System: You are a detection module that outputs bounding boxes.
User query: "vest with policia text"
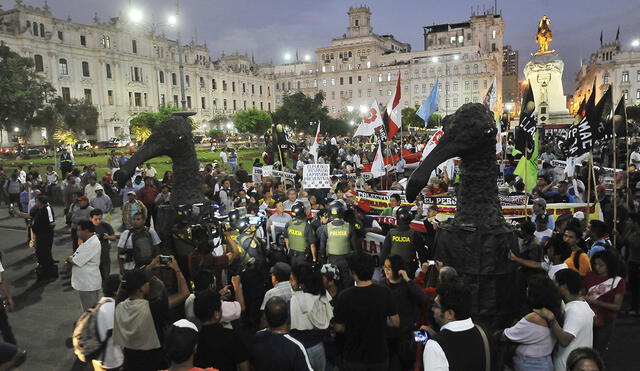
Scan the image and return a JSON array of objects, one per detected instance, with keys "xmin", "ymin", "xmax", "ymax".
[
  {"xmin": 287, "ymin": 220, "xmax": 307, "ymax": 253},
  {"xmin": 389, "ymin": 228, "xmax": 417, "ymax": 263},
  {"xmin": 327, "ymin": 222, "xmax": 350, "ymax": 256}
]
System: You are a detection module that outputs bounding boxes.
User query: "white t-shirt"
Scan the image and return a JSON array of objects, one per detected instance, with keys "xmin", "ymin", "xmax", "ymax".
[
  {"xmin": 534, "ymin": 229, "xmax": 553, "ymax": 244},
  {"xmin": 95, "ymin": 297, "xmax": 124, "ymax": 369},
  {"xmin": 553, "ymin": 300, "xmax": 595, "ymax": 371},
  {"xmin": 630, "ymin": 151, "xmax": 640, "ymax": 165},
  {"xmin": 219, "ymin": 151, "xmax": 228, "ymax": 163},
  {"xmin": 547, "ymin": 262, "xmax": 569, "ymax": 280}
]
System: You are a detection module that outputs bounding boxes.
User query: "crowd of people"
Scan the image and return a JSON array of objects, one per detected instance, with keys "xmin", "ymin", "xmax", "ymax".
[{"xmin": 0, "ymin": 129, "xmax": 637, "ymax": 371}]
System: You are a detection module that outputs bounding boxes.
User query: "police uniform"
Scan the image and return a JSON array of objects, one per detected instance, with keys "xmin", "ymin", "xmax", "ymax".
[
  {"xmin": 284, "ymin": 219, "xmax": 317, "ymax": 267},
  {"xmin": 317, "ymin": 220, "xmax": 358, "ymax": 287},
  {"xmin": 381, "ymin": 224, "xmax": 427, "ymax": 275},
  {"xmin": 237, "ymin": 230, "xmax": 268, "ymax": 332}
]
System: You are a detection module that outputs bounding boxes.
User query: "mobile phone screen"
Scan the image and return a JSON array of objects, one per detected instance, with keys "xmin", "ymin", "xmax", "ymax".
[{"xmin": 413, "ymin": 330, "xmax": 428, "ymax": 343}]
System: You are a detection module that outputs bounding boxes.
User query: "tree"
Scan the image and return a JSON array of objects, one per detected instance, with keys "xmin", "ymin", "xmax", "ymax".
[
  {"xmin": 627, "ymin": 105, "xmax": 640, "ymax": 123},
  {"xmin": 56, "ymin": 98, "xmax": 99, "ymax": 135},
  {"xmin": 401, "ymin": 106, "xmax": 423, "ymax": 129},
  {"xmin": 129, "ymin": 106, "xmax": 186, "ymax": 142},
  {"xmin": 272, "ymin": 92, "xmax": 329, "ymax": 134},
  {"xmin": 0, "ymin": 43, "xmax": 55, "ymax": 140},
  {"xmin": 208, "ymin": 128, "xmax": 224, "ymax": 140},
  {"xmin": 232, "ymin": 109, "xmax": 272, "ymax": 133},
  {"xmin": 322, "ymin": 117, "xmax": 350, "ymax": 136},
  {"xmin": 427, "ymin": 113, "xmax": 442, "ymax": 128},
  {"xmin": 53, "ymin": 123, "xmax": 78, "ymax": 146}
]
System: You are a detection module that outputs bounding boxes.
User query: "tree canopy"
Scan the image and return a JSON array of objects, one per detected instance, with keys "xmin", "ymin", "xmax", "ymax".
[
  {"xmin": 0, "ymin": 43, "xmax": 54, "ymax": 135},
  {"xmin": 401, "ymin": 106, "xmax": 424, "ymax": 129},
  {"xmin": 232, "ymin": 109, "xmax": 272, "ymax": 134},
  {"xmin": 272, "ymin": 92, "xmax": 330, "ymax": 134},
  {"xmin": 129, "ymin": 106, "xmax": 184, "ymax": 142}
]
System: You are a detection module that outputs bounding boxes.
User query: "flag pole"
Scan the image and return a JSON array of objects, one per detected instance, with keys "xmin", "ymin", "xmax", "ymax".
[
  {"xmin": 613, "ymin": 126, "xmax": 618, "ymax": 248},
  {"xmin": 586, "ymin": 152, "xmax": 592, "ymax": 221}
]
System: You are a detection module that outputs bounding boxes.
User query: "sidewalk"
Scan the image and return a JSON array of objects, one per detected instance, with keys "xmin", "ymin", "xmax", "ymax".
[{"xmin": 0, "ymin": 204, "xmax": 123, "ymax": 233}]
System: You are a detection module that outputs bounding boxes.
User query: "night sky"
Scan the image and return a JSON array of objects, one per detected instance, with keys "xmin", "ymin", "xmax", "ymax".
[{"xmin": 3, "ymin": 0, "xmax": 639, "ymax": 92}]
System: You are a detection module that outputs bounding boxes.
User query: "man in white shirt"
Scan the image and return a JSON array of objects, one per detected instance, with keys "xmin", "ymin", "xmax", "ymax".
[
  {"xmin": 423, "ymin": 283, "xmax": 493, "ymax": 371},
  {"xmin": 93, "ymin": 274, "xmax": 124, "ymax": 370},
  {"xmin": 630, "ymin": 147, "xmax": 640, "ymax": 167},
  {"xmin": 143, "ymin": 163, "xmax": 157, "ymax": 178},
  {"xmin": 533, "ymin": 269, "xmax": 594, "ymax": 371},
  {"xmin": 67, "ymin": 220, "xmax": 102, "ymax": 310},
  {"xmin": 219, "ymin": 149, "xmax": 228, "ymax": 170}
]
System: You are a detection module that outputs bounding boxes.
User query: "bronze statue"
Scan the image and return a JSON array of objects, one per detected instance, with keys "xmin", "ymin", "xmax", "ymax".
[{"xmin": 535, "ymin": 15, "xmax": 554, "ymax": 55}]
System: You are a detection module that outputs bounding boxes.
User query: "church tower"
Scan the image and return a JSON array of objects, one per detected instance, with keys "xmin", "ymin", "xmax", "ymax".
[{"xmin": 347, "ymin": 6, "xmax": 372, "ymax": 38}]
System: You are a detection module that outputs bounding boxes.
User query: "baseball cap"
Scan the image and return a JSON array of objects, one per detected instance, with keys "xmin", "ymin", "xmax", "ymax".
[
  {"xmin": 127, "ymin": 191, "xmax": 136, "ymax": 196},
  {"xmin": 172, "ymin": 319, "xmax": 198, "ymax": 333},
  {"xmin": 121, "ymin": 269, "xmax": 149, "ymax": 292},
  {"xmin": 270, "ymin": 262, "xmax": 291, "ymax": 277},
  {"xmin": 573, "ymin": 211, "xmax": 586, "ymax": 220},
  {"xmin": 76, "ymin": 195, "xmax": 89, "ymax": 202},
  {"xmin": 532, "ymin": 198, "xmax": 547, "ymax": 208},
  {"xmin": 94, "ymin": 184, "xmax": 104, "ymax": 191}
]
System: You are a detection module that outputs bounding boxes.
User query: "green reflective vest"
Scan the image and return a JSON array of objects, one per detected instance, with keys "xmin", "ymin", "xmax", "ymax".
[
  {"xmin": 389, "ymin": 228, "xmax": 416, "ymax": 263},
  {"xmin": 287, "ymin": 220, "xmax": 307, "ymax": 252},
  {"xmin": 327, "ymin": 222, "xmax": 350, "ymax": 256}
]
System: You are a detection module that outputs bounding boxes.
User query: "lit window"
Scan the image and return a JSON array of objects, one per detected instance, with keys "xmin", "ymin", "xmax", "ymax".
[{"xmin": 58, "ymin": 58, "xmax": 68, "ymax": 75}]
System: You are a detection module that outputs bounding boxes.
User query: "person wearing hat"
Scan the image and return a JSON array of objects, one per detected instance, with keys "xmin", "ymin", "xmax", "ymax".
[
  {"xmin": 534, "ymin": 214, "xmax": 554, "ymax": 245},
  {"xmin": 122, "ymin": 191, "xmax": 147, "ymax": 230},
  {"xmin": 284, "ymin": 202, "xmax": 318, "ymax": 267},
  {"xmin": 84, "ymin": 176, "xmax": 100, "ymax": 202},
  {"xmin": 381, "ymin": 206, "xmax": 427, "ymax": 276},
  {"xmin": 316, "ymin": 202, "xmax": 359, "ymax": 287},
  {"xmin": 530, "ymin": 198, "xmax": 555, "ymax": 231},
  {"xmin": 90, "ymin": 183, "xmax": 113, "ymax": 221},
  {"xmin": 114, "ymin": 269, "xmax": 165, "ymax": 371},
  {"xmin": 69, "ymin": 194, "xmax": 94, "ymax": 251}
]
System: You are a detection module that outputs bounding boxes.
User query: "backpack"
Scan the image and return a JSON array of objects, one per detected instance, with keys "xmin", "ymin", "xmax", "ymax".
[
  {"xmin": 72, "ymin": 299, "xmax": 111, "ymax": 363},
  {"xmin": 127, "ymin": 227, "xmax": 155, "ymax": 266}
]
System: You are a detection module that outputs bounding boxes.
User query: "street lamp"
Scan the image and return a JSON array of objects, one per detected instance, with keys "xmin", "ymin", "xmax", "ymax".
[
  {"xmin": 359, "ymin": 105, "xmax": 368, "ymax": 114},
  {"xmin": 167, "ymin": 15, "xmax": 177, "ymax": 26},
  {"xmin": 304, "ymin": 54, "xmax": 311, "ymax": 62},
  {"xmin": 346, "ymin": 105, "xmax": 354, "ymax": 112},
  {"xmin": 349, "ymin": 120, "xmax": 355, "ymax": 126},
  {"xmin": 129, "ymin": 8, "xmax": 143, "ymax": 23},
  {"xmin": 632, "ymin": 39, "xmax": 640, "ymax": 48},
  {"xmin": 13, "ymin": 127, "xmax": 19, "ymax": 133},
  {"xmin": 226, "ymin": 122, "xmax": 233, "ymax": 130},
  {"xmin": 284, "ymin": 53, "xmax": 292, "ymax": 62}
]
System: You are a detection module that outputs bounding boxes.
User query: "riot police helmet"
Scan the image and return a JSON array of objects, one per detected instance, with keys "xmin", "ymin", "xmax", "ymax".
[
  {"xmin": 396, "ymin": 206, "xmax": 413, "ymax": 226},
  {"xmin": 328, "ymin": 201, "xmax": 345, "ymax": 220},
  {"xmin": 290, "ymin": 202, "xmax": 306, "ymax": 220},
  {"xmin": 236, "ymin": 217, "xmax": 251, "ymax": 234},
  {"xmin": 228, "ymin": 209, "xmax": 241, "ymax": 229}
]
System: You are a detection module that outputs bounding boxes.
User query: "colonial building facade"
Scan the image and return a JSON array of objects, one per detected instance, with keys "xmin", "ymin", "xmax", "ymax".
[
  {"xmin": 0, "ymin": 2, "xmax": 275, "ymax": 143},
  {"xmin": 574, "ymin": 38, "xmax": 640, "ymax": 113},
  {"xmin": 273, "ymin": 6, "xmax": 505, "ymax": 119}
]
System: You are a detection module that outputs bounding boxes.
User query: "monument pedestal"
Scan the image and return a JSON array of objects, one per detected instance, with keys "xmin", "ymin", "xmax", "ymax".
[{"xmin": 524, "ymin": 53, "xmax": 572, "ymax": 124}]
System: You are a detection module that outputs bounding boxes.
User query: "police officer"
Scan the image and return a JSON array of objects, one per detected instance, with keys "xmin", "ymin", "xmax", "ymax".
[
  {"xmin": 381, "ymin": 206, "xmax": 427, "ymax": 276},
  {"xmin": 317, "ymin": 202, "xmax": 359, "ymax": 287},
  {"xmin": 235, "ymin": 217, "xmax": 268, "ymax": 332},
  {"xmin": 284, "ymin": 202, "xmax": 318, "ymax": 267}
]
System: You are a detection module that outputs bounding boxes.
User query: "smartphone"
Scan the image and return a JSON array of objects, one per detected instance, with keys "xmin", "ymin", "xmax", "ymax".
[
  {"xmin": 413, "ymin": 330, "xmax": 429, "ymax": 343},
  {"xmin": 159, "ymin": 255, "xmax": 172, "ymax": 265},
  {"xmin": 427, "ymin": 260, "xmax": 436, "ymax": 265}
]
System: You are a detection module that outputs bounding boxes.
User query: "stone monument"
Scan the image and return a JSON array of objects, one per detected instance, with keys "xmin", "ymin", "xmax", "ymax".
[{"xmin": 524, "ymin": 16, "xmax": 572, "ymax": 124}]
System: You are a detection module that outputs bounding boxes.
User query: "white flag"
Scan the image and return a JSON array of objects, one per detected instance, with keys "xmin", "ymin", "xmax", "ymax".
[
  {"xmin": 371, "ymin": 143, "xmax": 386, "ymax": 178},
  {"xmin": 353, "ymin": 100, "xmax": 384, "ymax": 137},
  {"xmin": 421, "ymin": 127, "xmax": 455, "ymax": 179},
  {"xmin": 496, "ymin": 117, "xmax": 503, "ymax": 155},
  {"xmin": 309, "ymin": 121, "xmax": 321, "ymax": 162}
]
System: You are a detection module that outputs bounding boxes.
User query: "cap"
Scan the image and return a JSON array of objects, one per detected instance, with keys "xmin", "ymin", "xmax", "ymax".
[
  {"xmin": 127, "ymin": 191, "xmax": 136, "ymax": 196},
  {"xmin": 435, "ymin": 213, "xmax": 449, "ymax": 223},
  {"xmin": 77, "ymin": 195, "xmax": 89, "ymax": 202},
  {"xmin": 270, "ymin": 262, "xmax": 291, "ymax": 277},
  {"xmin": 532, "ymin": 198, "xmax": 547, "ymax": 208},
  {"xmin": 121, "ymin": 269, "xmax": 149, "ymax": 292},
  {"xmin": 573, "ymin": 211, "xmax": 586, "ymax": 220},
  {"xmin": 172, "ymin": 319, "xmax": 198, "ymax": 333},
  {"xmin": 94, "ymin": 184, "xmax": 104, "ymax": 191}
]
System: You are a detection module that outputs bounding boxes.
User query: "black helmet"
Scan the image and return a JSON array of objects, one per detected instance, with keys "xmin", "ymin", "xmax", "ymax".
[
  {"xmin": 316, "ymin": 209, "xmax": 328, "ymax": 220},
  {"xmin": 328, "ymin": 201, "xmax": 345, "ymax": 220},
  {"xmin": 236, "ymin": 217, "xmax": 251, "ymax": 234},
  {"xmin": 291, "ymin": 202, "xmax": 306, "ymax": 220},
  {"xmin": 228, "ymin": 209, "xmax": 241, "ymax": 229},
  {"xmin": 396, "ymin": 206, "xmax": 412, "ymax": 226}
]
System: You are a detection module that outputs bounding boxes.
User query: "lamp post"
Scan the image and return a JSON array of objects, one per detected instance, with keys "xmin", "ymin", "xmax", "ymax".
[{"xmin": 632, "ymin": 39, "xmax": 640, "ymax": 50}]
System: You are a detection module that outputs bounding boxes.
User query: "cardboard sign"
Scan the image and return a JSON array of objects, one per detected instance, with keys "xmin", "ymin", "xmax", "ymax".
[
  {"xmin": 252, "ymin": 167, "xmax": 262, "ymax": 183},
  {"xmin": 303, "ymin": 164, "xmax": 331, "ymax": 189}
]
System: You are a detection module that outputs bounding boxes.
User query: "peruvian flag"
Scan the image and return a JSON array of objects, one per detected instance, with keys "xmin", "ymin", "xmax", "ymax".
[
  {"xmin": 309, "ymin": 121, "xmax": 321, "ymax": 162},
  {"xmin": 385, "ymin": 74, "xmax": 402, "ymax": 139}
]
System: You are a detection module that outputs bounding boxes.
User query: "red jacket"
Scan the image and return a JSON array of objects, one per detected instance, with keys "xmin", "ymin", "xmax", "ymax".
[{"xmin": 137, "ymin": 186, "xmax": 159, "ymax": 206}]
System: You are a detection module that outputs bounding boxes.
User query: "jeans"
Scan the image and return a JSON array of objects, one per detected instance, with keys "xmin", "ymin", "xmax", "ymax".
[
  {"xmin": 513, "ymin": 354, "xmax": 553, "ymax": 371},
  {"xmin": 306, "ymin": 342, "xmax": 326, "ymax": 371},
  {"xmin": 594, "ymin": 318, "xmax": 616, "ymax": 355},
  {"xmin": 629, "ymin": 261, "xmax": 640, "ymax": 310},
  {"xmin": 229, "ymin": 162, "xmax": 237, "ymax": 173}
]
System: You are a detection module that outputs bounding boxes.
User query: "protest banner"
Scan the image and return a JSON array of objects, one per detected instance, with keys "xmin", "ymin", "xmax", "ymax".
[
  {"xmin": 261, "ymin": 165, "xmax": 273, "ymax": 177},
  {"xmin": 303, "ymin": 164, "xmax": 331, "ymax": 188},
  {"xmin": 252, "ymin": 167, "xmax": 262, "ymax": 183}
]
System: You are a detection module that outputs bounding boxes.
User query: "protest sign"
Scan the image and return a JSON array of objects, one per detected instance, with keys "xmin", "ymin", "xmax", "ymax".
[{"xmin": 303, "ymin": 164, "xmax": 331, "ymax": 188}]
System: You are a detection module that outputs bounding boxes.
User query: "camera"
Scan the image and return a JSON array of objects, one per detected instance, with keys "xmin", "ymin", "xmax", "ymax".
[{"xmin": 159, "ymin": 255, "xmax": 172, "ymax": 265}]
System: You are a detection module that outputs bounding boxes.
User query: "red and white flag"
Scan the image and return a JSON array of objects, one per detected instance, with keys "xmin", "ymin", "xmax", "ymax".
[
  {"xmin": 385, "ymin": 74, "xmax": 402, "ymax": 139},
  {"xmin": 371, "ymin": 143, "xmax": 386, "ymax": 178},
  {"xmin": 309, "ymin": 121, "xmax": 321, "ymax": 162},
  {"xmin": 421, "ymin": 128, "xmax": 455, "ymax": 179},
  {"xmin": 353, "ymin": 100, "xmax": 384, "ymax": 137}
]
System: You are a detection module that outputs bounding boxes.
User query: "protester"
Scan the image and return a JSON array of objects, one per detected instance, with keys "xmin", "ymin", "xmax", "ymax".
[
  {"xmin": 67, "ymin": 220, "xmax": 102, "ymax": 311},
  {"xmin": 90, "ymin": 209, "xmax": 117, "ymax": 280},
  {"xmin": 566, "ymin": 347, "xmax": 605, "ymax": 371},
  {"xmin": 121, "ymin": 192, "xmax": 147, "ymax": 230},
  {"xmin": 90, "ymin": 184, "xmax": 113, "ymax": 221},
  {"xmin": 92, "ymin": 274, "xmax": 124, "ymax": 371},
  {"xmin": 117, "ymin": 212, "xmax": 161, "ymax": 272},
  {"xmin": 564, "ymin": 225, "xmax": 592, "ymax": 276}
]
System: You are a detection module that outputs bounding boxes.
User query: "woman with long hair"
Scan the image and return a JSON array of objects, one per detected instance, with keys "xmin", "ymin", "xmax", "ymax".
[
  {"xmin": 289, "ymin": 263, "xmax": 333, "ymax": 371},
  {"xmin": 584, "ymin": 250, "xmax": 626, "ymax": 355},
  {"xmin": 503, "ymin": 274, "xmax": 563, "ymax": 371}
]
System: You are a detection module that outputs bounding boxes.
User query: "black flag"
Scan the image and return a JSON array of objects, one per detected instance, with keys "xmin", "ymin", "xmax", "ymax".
[
  {"xmin": 613, "ymin": 96, "xmax": 627, "ymax": 138},
  {"xmin": 600, "ymin": 30, "xmax": 603, "ymax": 46},
  {"xmin": 514, "ymin": 83, "xmax": 536, "ymax": 159},
  {"xmin": 591, "ymin": 86, "xmax": 613, "ymax": 141},
  {"xmin": 616, "ymin": 26, "xmax": 620, "ymax": 42},
  {"xmin": 559, "ymin": 81, "xmax": 597, "ymax": 157}
]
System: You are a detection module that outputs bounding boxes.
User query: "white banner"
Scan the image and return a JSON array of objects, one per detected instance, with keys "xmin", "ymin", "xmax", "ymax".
[
  {"xmin": 261, "ymin": 165, "xmax": 273, "ymax": 177},
  {"xmin": 303, "ymin": 164, "xmax": 331, "ymax": 189},
  {"xmin": 252, "ymin": 167, "xmax": 262, "ymax": 183}
]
